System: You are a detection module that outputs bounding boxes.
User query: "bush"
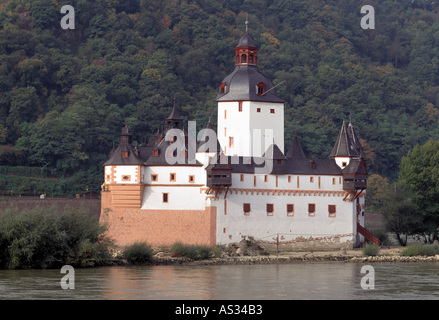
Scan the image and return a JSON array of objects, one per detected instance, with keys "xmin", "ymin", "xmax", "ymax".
[
  {"xmin": 363, "ymin": 244, "xmax": 380, "ymax": 256},
  {"xmin": 402, "ymin": 243, "xmax": 439, "ymax": 256},
  {"xmin": 122, "ymin": 241, "xmax": 153, "ymax": 264},
  {"xmin": 170, "ymin": 242, "xmax": 215, "ymax": 260},
  {"xmin": 0, "ymin": 205, "xmax": 113, "ymax": 269}
]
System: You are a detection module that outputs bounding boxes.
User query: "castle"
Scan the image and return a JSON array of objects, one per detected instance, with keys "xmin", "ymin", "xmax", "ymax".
[{"xmin": 100, "ymin": 28, "xmax": 377, "ymax": 250}]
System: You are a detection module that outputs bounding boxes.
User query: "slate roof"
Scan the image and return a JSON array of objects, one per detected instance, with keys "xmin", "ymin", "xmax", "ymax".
[
  {"xmin": 104, "ymin": 125, "xmax": 144, "ymax": 166},
  {"xmin": 342, "ymin": 158, "xmax": 367, "ymax": 175},
  {"xmin": 204, "ymin": 143, "xmax": 343, "ymax": 175},
  {"xmin": 166, "ymin": 102, "xmax": 183, "ymax": 120},
  {"xmin": 286, "ymin": 133, "xmax": 306, "ymax": 159},
  {"xmin": 236, "ymin": 31, "xmax": 258, "ymax": 48},
  {"xmin": 329, "ymin": 121, "xmax": 360, "ymax": 158},
  {"xmin": 347, "ymin": 121, "xmax": 365, "ymax": 158},
  {"xmin": 216, "ymin": 31, "xmax": 284, "ymax": 103},
  {"xmin": 143, "ymin": 136, "xmax": 202, "ymax": 166},
  {"xmin": 262, "ymin": 143, "xmax": 287, "ymax": 160},
  {"xmin": 209, "ymin": 155, "xmax": 343, "ymax": 175},
  {"xmin": 216, "ymin": 66, "xmax": 284, "ymax": 102}
]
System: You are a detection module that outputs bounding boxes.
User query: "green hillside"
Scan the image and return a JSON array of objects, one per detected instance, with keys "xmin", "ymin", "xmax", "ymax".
[{"xmin": 1, "ymin": 0, "xmax": 439, "ymax": 195}]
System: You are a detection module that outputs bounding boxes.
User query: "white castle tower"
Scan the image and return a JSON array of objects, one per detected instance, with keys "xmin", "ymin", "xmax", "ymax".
[{"xmin": 216, "ymin": 25, "xmax": 284, "ymax": 157}]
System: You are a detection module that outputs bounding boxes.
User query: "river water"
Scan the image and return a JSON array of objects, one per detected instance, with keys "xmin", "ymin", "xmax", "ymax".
[{"xmin": 1, "ymin": 262, "xmax": 439, "ymax": 300}]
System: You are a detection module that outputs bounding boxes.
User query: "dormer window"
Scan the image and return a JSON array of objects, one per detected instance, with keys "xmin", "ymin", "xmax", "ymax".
[
  {"xmin": 122, "ymin": 151, "xmax": 128, "ymax": 158},
  {"xmin": 152, "ymin": 149, "xmax": 159, "ymax": 157},
  {"xmin": 220, "ymin": 82, "xmax": 226, "ymax": 94},
  {"xmin": 256, "ymin": 82, "xmax": 266, "ymax": 95}
]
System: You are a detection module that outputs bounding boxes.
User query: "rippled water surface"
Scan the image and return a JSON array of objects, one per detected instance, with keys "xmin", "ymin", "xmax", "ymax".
[{"xmin": 1, "ymin": 262, "xmax": 439, "ymax": 300}]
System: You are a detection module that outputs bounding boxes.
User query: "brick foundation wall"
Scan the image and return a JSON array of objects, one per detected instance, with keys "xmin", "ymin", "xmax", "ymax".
[{"xmin": 100, "ymin": 191, "xmax": 217, "ymax": 247}]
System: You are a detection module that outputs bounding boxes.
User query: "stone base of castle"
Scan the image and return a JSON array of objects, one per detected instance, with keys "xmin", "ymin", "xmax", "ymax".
[{"xmin": 100, "ymin": 191, "xmax": 216, "ymax": 247}]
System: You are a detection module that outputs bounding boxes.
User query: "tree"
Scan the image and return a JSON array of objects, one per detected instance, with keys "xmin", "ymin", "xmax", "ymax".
[
  {"xmin": 399, "ymin": 140, "xmax": 439, "ymax": 242},
  {"xmin": 6, "ymin": 86, "xmax": 41, "ymax": 140},
  {"xmin": 380, "ymin": 181, "xmax": 423, "ymax": 246},
  {"xmin": 366, "ymin": 174, "xmax": 389, "ymax": 210}
]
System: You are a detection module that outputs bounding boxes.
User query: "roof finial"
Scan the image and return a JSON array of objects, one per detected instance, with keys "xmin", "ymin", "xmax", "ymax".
[{"xmin": 245, "ymin": 13, "xmax": 249, "ymax": 31}]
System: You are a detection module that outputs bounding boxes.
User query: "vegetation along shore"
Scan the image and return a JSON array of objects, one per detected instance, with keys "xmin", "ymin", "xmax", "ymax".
[{"xmin": 1, "ymin": 203, "xmax": 439, "ymax": 269}]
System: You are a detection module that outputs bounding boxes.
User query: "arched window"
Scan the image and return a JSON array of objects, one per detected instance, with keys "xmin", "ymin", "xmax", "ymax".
[
  {"xmin": 220, "ymin": 82, "xmax": 226, "ymax": 94},
  {"xmin": 241, "ymin": 54, "xmax": 247, "ymax": 63},
  {"xmin": 249, "ymin": 54, "xmax": 254, "ymax": 64},
  {"xmin": 256, "ymin": 82, "xmax": 266, "ymax": 95}
]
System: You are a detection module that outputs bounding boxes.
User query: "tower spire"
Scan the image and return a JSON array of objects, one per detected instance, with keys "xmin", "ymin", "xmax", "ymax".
[{"xmin": 166, "ymin": 97, "xmax": 183, "ymax": 131}]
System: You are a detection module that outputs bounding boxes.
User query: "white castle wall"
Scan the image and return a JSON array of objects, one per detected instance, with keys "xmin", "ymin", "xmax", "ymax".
[
  {"xmin": 141, "ymin": 166, "xmax": 207, "ymax": 210},
  {"xmin": 111, "ymin": 165, "xmax": 140, "ymax": 184},
  {"xmin": 217, "ymin": 101, "xmax": 284, "ymax": 157},
  {"xmin": 209, "ymin": 172, "xmax": 358, "ymax": 248}
]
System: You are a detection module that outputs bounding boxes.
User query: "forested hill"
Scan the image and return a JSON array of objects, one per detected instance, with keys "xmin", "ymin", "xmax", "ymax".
[{"xmin": 1, "ymin": 0, "xmax": 439, "ymax": 195}]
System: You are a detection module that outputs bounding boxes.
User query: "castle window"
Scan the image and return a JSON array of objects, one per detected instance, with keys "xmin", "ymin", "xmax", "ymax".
[
  {"xmin": 238, "ymin": 101, "xmax": 243, "ymax": 112},
  {"xmin": 277, "ymin": 160, "xmax": 282, "ymax": 166},
  {"xmin": 229, "ymin": 136, "xmax": 234, "ymax": 148},
  {"xmin": 310, "ymin": 177, "xmax": 314, "ymax": 183},
  {"xmin": 162, "ymin": 193, "xmax": 169, "ymax": 203},
  {"xmin": 188, "ymin": 175, "xmax": 195, "ymax": 183},
  {"xmin": 266, "ymin": 203, "xmax": 274, "ymax": 216},
  {"xmin": 152, "ymin": 149, "xmax": 159, "ymax": 157},
  {"xmin": 287, "ymin": 204, "xmax": 294, "ymax": 217},
  {"xmin": 122, "ymin": 151, "xmax": 128, "ymax": 158},
  {"xmin": 220, "ymin": 82, "xmax": 226, "ymax": 94},
  {"xmin": 243, "ymin": 203, "xmax": 251, "ymax": 215},
  {"xmin": 308, "ymin": 203, "xmax": 315, "ymax": 217},
  {"xmin": 257, "ymin": 82, "xmax": 266, "ymax": 95},
  {"xmin": 270, "ymin": 109, "xmax": 275, "ymax": 114},
  {"xmin": 288, "ymin": 176, "xmax": 291, "ymax": 183},
  {"xmin": 170, "ymin": 173, "xmax": 176, "ymax": 182},
  {"xmin": 264, "ymin": 175, "xmax": 268, "ymax": 182},
  {"xmin": 342, "ymin": 162, "xmax": 347, "ymax": 167},
  {"xmin": 257, "ymin": 108, "xmax": 261, "ymax": 113},
  {"xmin": 328, "ymin": 205, "xmax": 336, "ymax": 218},
  {"xmin": 224, "ymin": 109, "xmax": 227, "ymax": 119},
  {"xmin": 332, "ymin": 178, "xmax": 336, "ymax": 185},
  {"xmin": 240, "ymin": 174, "xmax": 244, "ymax": 182},
  {"xmin": 224, "ymin": 127, "xmax": 227, "ymax": 137},
  {"xmin": 249, "ymin": 54, "xmax": 254, "ymax": 64},
  {"xmin": 122, "ymin": 175, "xmax": 131, "ymax": 181},
  {"xmin": 241, "ymin": 54, "xmax": 247, "ymax": 63},
  {"xmin": 151, "ymin": 174, "xmax": 158, "ymax": 182}
]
